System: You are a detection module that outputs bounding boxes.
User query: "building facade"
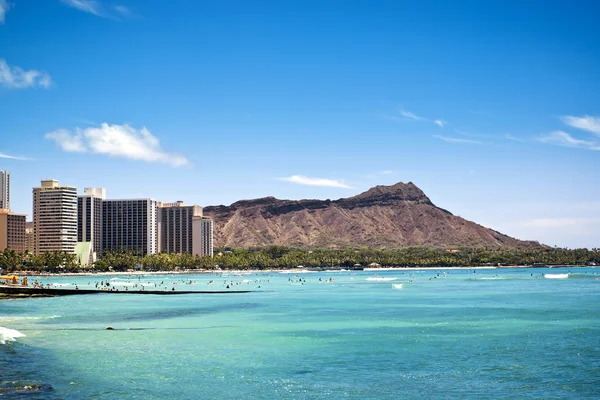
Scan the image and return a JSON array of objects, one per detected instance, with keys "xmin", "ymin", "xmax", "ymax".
[
  {"xmin": 25, "ymin": 221, "xmax": 34, "ymax": 254},
  {"xmin": 78, "ymin": 188, "xmax": 105, "ymax": 254},
  {"xmin": 158, "ymin": 201, "xmax": 201, "ymax": 254},
  {"xmin": 32, "ymin": 180, "xmax": 78, "ymax": 255},
  {"xmin": 0, "ymin": 170, "xmax": 9, "ymax": 210},
  {"xmin": 102, "ymin": 199, "xmax": 158, "ymax": 255},
  {"xmin": 0, "ymin": 209, "xmax": 26, "ymax": 253},
  {"xmin": 197, "ymin": 217, "xmax": 214, "ymax": 257},
  {"xmin": 158, "ymin": 201, "xmax": 213, "ymax": 257}
]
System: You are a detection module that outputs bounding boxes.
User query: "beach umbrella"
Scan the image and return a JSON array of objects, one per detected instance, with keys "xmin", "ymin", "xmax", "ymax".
[{"xmin": 0, "ymin": 275, "xmax": 20, "ymax": 284}]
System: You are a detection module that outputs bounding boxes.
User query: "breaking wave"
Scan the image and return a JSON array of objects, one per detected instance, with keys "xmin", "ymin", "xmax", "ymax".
[
  {"xmin": 0, "ymin": 315, "xmax": 61, "ymax": 322},
  {"xmin": 366, "ymin": 277, "xmax": 397, "ymax": 281},
  {"xmin": 0, "ymin": 326, "xmax": 26, "ymax": 345},
  {"xmin": 544, "ymin": 273, "xmax": 569, "ymax": 279}
]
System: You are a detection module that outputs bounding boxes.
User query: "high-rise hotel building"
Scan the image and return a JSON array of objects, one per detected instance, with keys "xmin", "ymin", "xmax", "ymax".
[
  {"xmin": 102, "ymin": 199, "xmax": 158, "ymax": 255},
  {"xmin": 158, "ymin": 201, "xmax": 213, "ymax": 257},
  {"xmin": 197, "ymin": 217, "xmax": 214, "ymax": 257},
  {"xmin": 78, "ymin": 188, "xmax": 105, "ymax": 254},
  {"xmin": 0, "ymin": 209, "xmax": 26, "ymax": 253},
  {"xmin": 0, "ymin": 170, "xmax": 9, "ymax": 210},
  {"xmin": 0, "ymin": 170, "xmax": 26, "ymax": 254},
  {"xmin": 32, "ymin": 180, "xmax": 78, "ymax": 254}
]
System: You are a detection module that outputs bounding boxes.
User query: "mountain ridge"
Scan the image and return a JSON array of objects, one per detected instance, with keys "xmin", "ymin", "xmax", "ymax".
[{"xmin": 203, "ymin": 182, "xmax": 541, "ymax": 249}]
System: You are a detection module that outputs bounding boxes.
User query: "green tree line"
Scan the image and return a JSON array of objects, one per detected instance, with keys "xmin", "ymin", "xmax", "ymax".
[
  {"xmin": 1, "ymin": 246, "xmax": 599, "ymax": 273},
  {"xmin": 0, "ymin": 250, "xmax": 79, "ymax": 273}
]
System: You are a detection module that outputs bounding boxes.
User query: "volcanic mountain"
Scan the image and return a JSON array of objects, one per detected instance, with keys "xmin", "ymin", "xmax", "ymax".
[{"xmin": 203, "ymin": 182, "xmax": 539, "ymax": 249}]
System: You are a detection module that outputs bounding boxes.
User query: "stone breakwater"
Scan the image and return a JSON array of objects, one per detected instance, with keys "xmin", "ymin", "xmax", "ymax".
[{"xmin": 0, "ymin": 285, "xmax": 252, "ymax": 298}]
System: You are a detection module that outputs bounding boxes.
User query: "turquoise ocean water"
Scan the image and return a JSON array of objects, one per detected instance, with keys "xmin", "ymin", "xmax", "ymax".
[{"xmin": 1, "ymin": 267, "xmax": 599, "ymax": 399}]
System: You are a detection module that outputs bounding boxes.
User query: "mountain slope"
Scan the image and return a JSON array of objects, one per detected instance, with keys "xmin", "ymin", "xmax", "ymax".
[{"xmin": 203, "ymin": 182, "xmax": 540, "ymax": 248}]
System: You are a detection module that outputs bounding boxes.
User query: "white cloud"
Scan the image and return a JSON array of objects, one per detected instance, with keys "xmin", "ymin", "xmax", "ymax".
[
  {"xmin": 44, "ymin": 129, "xmax": 86, "ymax": 152},
  {"xmin": 279, "ymin": 175, "xmax": 353, "ymax": 188},
  {"xmin": 0, "ymin": 152, "xmax": 30, "ymax": 161},
  {"xmin": 61, "ymin": 0, "xmax": 102, "ymax": 16},
  {"xmin": 380, "ymin": 170, "xmax": 393, "ymax": 175},
  {"xmin": 538, "ymin": 131, "xmax": 600, "ymax": 151},
  {"xmin": 114, "ymin": 5, "xmax": 130, "ymax": 15},
  {"xmin": 45, "ymin": 123, "xmax": 190, "ymax": 167},
  {"xmin": 61, "ymin": 0, "xmax": 134, "ymax": 19},
  {"xmin": 0, "ymin": 59, "xmax": 52, "ymax": 89},
  {"xmin": 433, "ymin": 135, "xmax": 482, "ymax": 144},
  {"xmin": 0, "ymin": 0, "xmax": 9, "ymax": 24},
  {"xmin": 399, "ymin": 109, "xmax": 423, "ymax": 121},
  {"xmin": 504, "ymin": 133, "xmax": 526, "ymax": 142},
  {"xmin": 396, "ymin": 108, "xmax": 447, "ymax": 127},
  {"xmin": 561, "ymin": 115, "xmax": 600, "ymax": 136}
]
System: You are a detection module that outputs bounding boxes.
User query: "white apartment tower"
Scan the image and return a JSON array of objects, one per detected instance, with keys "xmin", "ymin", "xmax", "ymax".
[
  {"xmin": 0, "ymin": 170, "xmax": 9, "ymax": 210},
  {"xmin": 102, "ymin": 199, "xmax": 158, "ymax": 255},
  {"xmin": 78, "ymin": 188, "xmax": 106, "ymax": 254},
  {"xmin": 32, "ymin": 179, "xmax": 78, "ymax": 255}
]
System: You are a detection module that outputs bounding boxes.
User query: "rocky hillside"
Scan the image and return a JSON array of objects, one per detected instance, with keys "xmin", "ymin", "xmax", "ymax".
[{"xmin": 203, "ymin": 182, "xmax": 540, "ymax": 249}]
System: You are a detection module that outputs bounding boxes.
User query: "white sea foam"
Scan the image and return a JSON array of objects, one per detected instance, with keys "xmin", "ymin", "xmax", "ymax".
[
  {"xmin": 109, "ymin": 281, "xmax": 135, "ymax": 286},
  {"xmin": 392, "ymin": 284, "xmax": 404, "ymax": 289},
  {"xmin": 0, "ymin": 315, "xmax": 61, "ymax": 322},
  {"xmin": 366, "ymin": 277, "xmax": 397, "ymax": 281},
  {"xmin": 0, "ymin": 326, "xmax": 26, "ymax": 345},
  {"xmin": 545, "ymin": 273, "xmax": 569, "ymax": 279},
  {"xmin": 279, "ymin": 270, "xmax": 315, "ymax": 274}
]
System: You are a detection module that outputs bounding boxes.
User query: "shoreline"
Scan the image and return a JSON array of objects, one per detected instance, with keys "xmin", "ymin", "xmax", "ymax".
[{"xmin": 0, "ymin": 264, "xmax": 592, "ymax": 278}]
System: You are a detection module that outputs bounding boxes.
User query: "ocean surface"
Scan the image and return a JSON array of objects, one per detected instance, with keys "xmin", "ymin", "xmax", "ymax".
[{"xmin": 1, "ymin": 267, "xmax": 599, "ymax": 399}]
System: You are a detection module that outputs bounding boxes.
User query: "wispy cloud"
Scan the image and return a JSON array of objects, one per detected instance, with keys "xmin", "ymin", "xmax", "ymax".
[
  {"xmin": 61, "ymin": 0, "xmax": 102, "ymax": 16},
  {"xmin": 61, "ymin": 0, "xmax": 133, "ymax": 19},
  {"xmin": 279, "ymin": 175, "xmax": 353, "ymax": 188},
  {"xmin": 399, "ymin": 109, "xmax": 424, "ymax": 121},
  {"xmin": 0, "ymin": 0, "xmax": 10, "ymax": 24},
  {"xmin": 114, "ymin": 5, "xmax": 131, "ymax": 16},
  {"xmin": 433, "ymin": 135, "xmax": 482, "ymax": 144},
  {"xmin": 380, "ymin": 170, "xmax": 393, "ymax": 175},
  {"xmin": 538, "ymin": 131, "xmax": 600, "ymax": 151},
  {"xmin": 504, "ymin": 133, "xmax": 526, "ymax": 142},
  {"xmin": 45, "ymin": 123, "xmax": 190, "ymax": 167},
  {"xmin": 0, "ymin": 152, "xmax": 31, "ymax": 161},
  {"xmin": 394, "ymin": 108, "xmax": 446, "ymax": 128},
  {"xmin": 560, "ymin": 115, "xmax": 600, "ymax": 137},
  {"xmin": 0, "ymin": 59, "xmax": 52, "ymax": 89}
]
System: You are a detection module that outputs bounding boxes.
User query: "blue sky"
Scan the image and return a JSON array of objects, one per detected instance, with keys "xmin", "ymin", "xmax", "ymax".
[{"xmin": 1, "ymin": 0, "xmax": 599, "ymax": 248}]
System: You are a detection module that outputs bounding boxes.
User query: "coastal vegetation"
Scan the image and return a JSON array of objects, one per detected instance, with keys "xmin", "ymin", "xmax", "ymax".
[{"xmin": 0, "ymin": 246, "xmax": 598, "ymax": 273}]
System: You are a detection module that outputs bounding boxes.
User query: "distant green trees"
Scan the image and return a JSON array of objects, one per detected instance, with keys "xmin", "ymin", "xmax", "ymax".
[
  {"xmin": 0, "ymin": 246, "xmax": 599, "ymax": 273},
  {"xmin": 0, "ymin": 249, "xmax": 78, "ymax": 273}
]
